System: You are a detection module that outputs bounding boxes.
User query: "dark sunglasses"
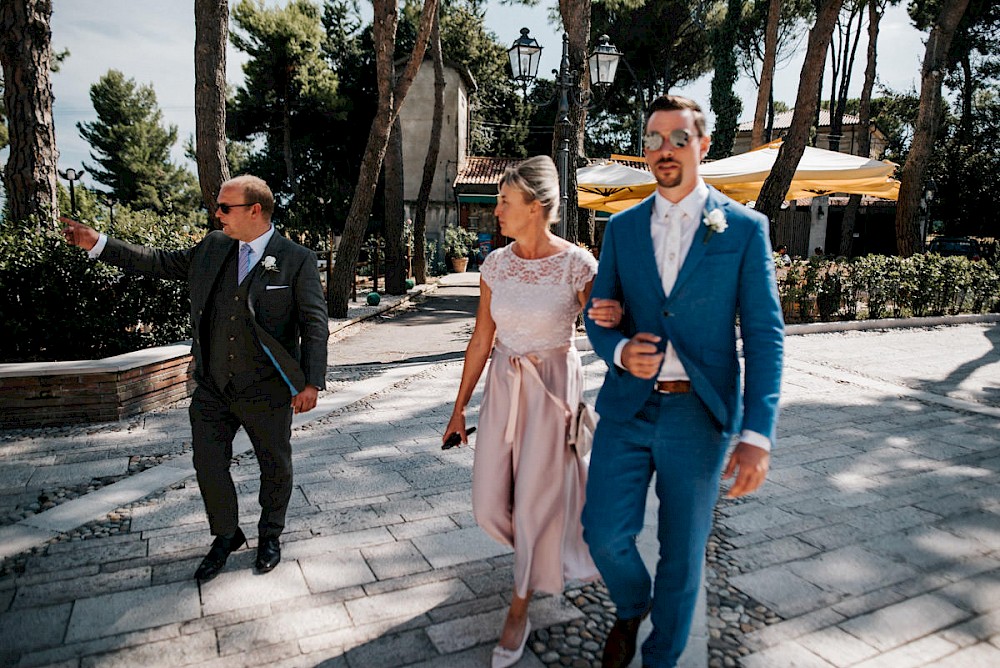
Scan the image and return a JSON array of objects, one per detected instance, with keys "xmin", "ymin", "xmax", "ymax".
[
  {"xmin": 643, "ymin": 128, "xmax": 693, "ymax": 152},
  {"xmin": 216, "ymin": 202, "xmax": 257, "ymax": 214}
]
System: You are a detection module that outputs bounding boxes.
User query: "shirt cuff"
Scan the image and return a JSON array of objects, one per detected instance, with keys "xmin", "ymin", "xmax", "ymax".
[
  {"xmin": 613, "ymin": 338, "xmax": 628, "ymax": 370},
  {"xmin": 739, "ymin": 429, "xmax": 772, "ymax": 452},
  {"xmin": 88, "ymin": 233, "xmax": 108, "ymax": 259}
]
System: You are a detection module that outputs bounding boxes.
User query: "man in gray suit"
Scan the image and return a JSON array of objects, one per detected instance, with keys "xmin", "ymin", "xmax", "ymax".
[{"xmin": 63, "ymin": 175, "xmax": 329, "ymax": 581}]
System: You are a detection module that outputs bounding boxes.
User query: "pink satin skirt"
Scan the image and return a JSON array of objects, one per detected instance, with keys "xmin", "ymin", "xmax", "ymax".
[{"xmin": 472, "ymin": 341, "xmax": 599, "ymax": 597}]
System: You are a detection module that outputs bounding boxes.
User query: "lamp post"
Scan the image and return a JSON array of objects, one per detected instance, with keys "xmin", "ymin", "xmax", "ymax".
[
  {"xmin": 100, "ymin": 193, "xmax": 118, "ymax": 225},
  {"xmin": 920, "ymin": 178, "xmax": 937, "ymax": 251},
  {"xmin": 508, "ymin": 29, "xmax": 622, "ymax": 238},
  {"xmin": 58, "ymin": 167, "xmax": 86, "ymax": 215}
]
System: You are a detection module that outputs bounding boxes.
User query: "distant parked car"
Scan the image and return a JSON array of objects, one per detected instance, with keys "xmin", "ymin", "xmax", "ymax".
[{"xmin": 927, "ymin": 236, "xmax": 981, "ymax": 260}]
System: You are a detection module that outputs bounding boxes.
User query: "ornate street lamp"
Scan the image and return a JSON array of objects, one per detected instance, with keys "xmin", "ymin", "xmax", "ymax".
[
  {"xmin": 588, "ymin": 34, "xmax": 646, "ymax": 155},
  {"xmin": 587, "ymin": 35, "xmax": 621, "ymax": 89},
  {"xmin": 58, "ymin": 167, "xmax": 86, "ymax": 215},
  {"xmin": 508, "ymin": 29, "xmax": 623, "ymax": 238},
  {"xmin": 507, "ymin": 28, "xmax": 542, "ymax": 89}
]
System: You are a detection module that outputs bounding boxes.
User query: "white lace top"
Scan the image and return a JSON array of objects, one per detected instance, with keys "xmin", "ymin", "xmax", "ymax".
[{"xmin": 480, "ymin": 243, "xmax": 598, "ymax": 354}]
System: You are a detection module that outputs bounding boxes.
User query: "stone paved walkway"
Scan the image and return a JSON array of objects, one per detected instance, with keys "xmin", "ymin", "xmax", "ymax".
[{"xmin": 0, "ymin": 278, "xmax": 997, "ymax": 667}]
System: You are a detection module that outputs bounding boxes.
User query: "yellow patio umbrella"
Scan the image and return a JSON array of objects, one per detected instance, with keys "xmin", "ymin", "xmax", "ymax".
[
  {"xmin": 576, "ymin": 162, "xmax": 655, "ymax": 212},
  {"xmin": 577, "ymin": 142, "xmax": 899, "ymax": 213},
  {"xmin": 701, "ymin": 140, "xmax": 900, "ymax": 203}
]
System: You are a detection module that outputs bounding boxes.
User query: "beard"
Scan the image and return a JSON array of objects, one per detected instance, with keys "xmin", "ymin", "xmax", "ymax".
[{"xmin": 654, "ymin": 159, "xmax": 683, "ymax": 188}]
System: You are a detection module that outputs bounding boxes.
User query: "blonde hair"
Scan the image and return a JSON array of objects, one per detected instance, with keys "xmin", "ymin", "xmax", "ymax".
[
  {"xmin": 498, "ymin": 155, "xmax": 560, "ymax": 226},
  {"xmin": 223, "ymin": 175, "xmax": 275, "ymax": 219}
]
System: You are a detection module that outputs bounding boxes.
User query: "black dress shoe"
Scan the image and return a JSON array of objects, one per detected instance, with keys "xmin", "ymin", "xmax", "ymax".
[
  {"xmin": 255, "ymin": 536, "xmax": 281, "ymax": 573},
  {"xmin": 194, "ymin": 527, "xmax": 247, "ymax": 582},
  {"xmin": 602, "ymin": 608, "xmax": 650, "ymax": 668}
]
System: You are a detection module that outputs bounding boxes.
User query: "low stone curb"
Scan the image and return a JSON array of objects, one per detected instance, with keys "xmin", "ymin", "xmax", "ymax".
[
  {"xmin": 784, "ymin": 312, "xmax": 1000, "ymax": 335},
  {"xmin": 329, "ymin": 281, "xmax": 440, "ymax": 335}
]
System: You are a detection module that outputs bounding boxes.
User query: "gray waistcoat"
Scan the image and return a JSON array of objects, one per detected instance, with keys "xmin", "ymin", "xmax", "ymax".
[{"xmin": 206, "ymin": 252, "xmax": 275, "ymax": 392}]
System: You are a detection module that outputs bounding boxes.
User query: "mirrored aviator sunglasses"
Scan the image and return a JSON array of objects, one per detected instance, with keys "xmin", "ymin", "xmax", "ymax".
[{"xmin": 642, "ymin": 128, "xmax": 692, "ymax": 152}]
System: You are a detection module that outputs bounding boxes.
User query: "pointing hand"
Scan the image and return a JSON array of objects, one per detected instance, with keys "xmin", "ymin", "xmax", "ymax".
[{"xmin": 61, "ymin": 216, "xmax": 99, "ymax": 251}]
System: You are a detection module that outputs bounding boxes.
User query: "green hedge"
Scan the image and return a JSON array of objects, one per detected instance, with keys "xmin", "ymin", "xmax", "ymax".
[
  {"xmin": 0, "ymin": 212, "xmax": 204, "ymax": 362},
  {"xmin": 776, "ymin": 253, "xmax": 1000, "ymax": 324}
]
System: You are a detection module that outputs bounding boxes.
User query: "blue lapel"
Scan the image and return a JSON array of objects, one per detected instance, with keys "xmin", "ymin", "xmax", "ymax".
[
  {"xmin": 626, "ymin": 196, "xmax": 666, "ymax": 303},
  {"xmin": 672, "ymin": 187, "xmax": 733, "ymax": 297}
]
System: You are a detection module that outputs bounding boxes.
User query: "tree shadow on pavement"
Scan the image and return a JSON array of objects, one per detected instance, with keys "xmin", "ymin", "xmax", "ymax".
[
  {"xmin": 919, "ymin": 322, "xmax": 1000, "ymax": 407},
  {"xmin": 720, "ymin": 389, "xmax": 1000, "ymax": 666}
]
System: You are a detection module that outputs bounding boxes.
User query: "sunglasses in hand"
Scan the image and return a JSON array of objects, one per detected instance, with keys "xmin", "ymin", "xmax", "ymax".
[{"xmin": 442, "ymin": 426, "xmax": 476, "ymax": 450}]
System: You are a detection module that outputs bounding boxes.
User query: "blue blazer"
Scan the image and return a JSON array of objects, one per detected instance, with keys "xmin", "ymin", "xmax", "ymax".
[{"xmin": 585, "ymin": 186, "xmax": 784, "ymax": 443}]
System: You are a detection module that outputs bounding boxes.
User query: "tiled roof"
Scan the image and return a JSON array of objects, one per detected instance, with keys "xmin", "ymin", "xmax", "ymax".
[
  {"xmin": 738, "ymin": 110, "xmax": 862, "ymax": 132},
  {"xmin": 453, "ymin": 157, "xmax": 526, "ymax": 185}
]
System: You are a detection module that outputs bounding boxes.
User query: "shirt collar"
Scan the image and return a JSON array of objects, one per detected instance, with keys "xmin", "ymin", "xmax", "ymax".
[
  {"xmin": 652, "ymin": 179, "xmax": 709, "ymax": 223},
  {"xmin": 241, "ymin": 224, "xmax": 275, "ymax": 258}
]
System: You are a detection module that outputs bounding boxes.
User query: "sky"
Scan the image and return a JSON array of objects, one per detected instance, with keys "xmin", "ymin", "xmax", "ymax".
[{"xmin": 38, "ymin": 0, "xmax": 928, "ymax": 189}]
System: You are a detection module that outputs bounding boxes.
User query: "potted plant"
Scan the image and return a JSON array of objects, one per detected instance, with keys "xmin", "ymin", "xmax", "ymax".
[{"xmin": 442, "ymin": 226, "xmax": 478, "ymax": 273}]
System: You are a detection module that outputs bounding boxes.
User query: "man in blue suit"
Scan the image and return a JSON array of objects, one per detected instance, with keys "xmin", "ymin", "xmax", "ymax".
[{"xmin": 583, "ymin": 95, "xmax": 784, "ymax": 667}]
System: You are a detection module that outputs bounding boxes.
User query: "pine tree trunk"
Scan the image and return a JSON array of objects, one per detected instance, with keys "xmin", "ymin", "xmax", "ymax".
[
  {"xmin": 282, "ymin": 96, "xmax": 298, "ymax": 197},
  {"xmin": 958, "ymin": 52, "xmax": 973, "ymax": 144},
  {"xmin": 839, "ymin": 0, "xmax": 881, "ymax": 256},
  {"xmin": 194, "ymin": 0, "xmax": 230, "ymax": 228},
  {"xmin": 327, "ymin": 0, "xmax": 438, "ymax": 317},
  {"xmin": 895, "ymin": 0, "xmax": 970, "ymax": 257},
  {"xmin": 384, "ymin": 116, "xmax": 406, "ymax": 295},
  {"xmin": 756, "ymin": 0, "xmax": 845, "ymax": 225},
  {"xmin": 766, "ymin": 86, "xmax": 775, "ymax": 142},
  {"xmin": 829, "ymin": 4, "xmax": 864, "ymax": 153},
  {"xmin": 0, "ymin": 0, "xmax": 58, "ymax": 224},
  {"xmin": 413, "ymin": 10, "xmax": 444, "ymax": 285},
  {"xmin": 752, "ymin": 0, "xmax": 781, "ymax": 149}
]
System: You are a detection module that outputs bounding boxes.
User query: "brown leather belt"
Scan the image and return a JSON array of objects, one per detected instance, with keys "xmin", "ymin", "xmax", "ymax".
[{"xmin": 655, "ymin": 380, "xmax": 691, "ymax": 394}]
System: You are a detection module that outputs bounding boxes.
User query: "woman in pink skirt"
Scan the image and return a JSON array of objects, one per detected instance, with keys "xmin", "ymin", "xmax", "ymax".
[{"xmin": 444, "ymin": 155, "xmax": 618, "ymax": 667}]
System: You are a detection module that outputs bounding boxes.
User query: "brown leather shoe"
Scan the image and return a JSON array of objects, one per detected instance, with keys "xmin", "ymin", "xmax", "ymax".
[{"xmin": 601, "ymin": 609, "xmax": 650, "ymax": 668}]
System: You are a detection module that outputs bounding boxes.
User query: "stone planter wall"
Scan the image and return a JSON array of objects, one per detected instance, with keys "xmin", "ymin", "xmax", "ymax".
[{"xmin": 0, "ymin": 342, "xmax": 195, "ymax": 428}]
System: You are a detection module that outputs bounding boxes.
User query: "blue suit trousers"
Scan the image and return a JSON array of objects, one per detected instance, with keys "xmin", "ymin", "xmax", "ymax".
[{"xmin": 583, "ymin": 391, "xmax": 729, "ymax": 667}]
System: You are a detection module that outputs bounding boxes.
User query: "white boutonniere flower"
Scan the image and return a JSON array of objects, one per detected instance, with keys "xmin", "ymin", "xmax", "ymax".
[
  {"xmin": 703, "ymin": 208, "xmax": 728, "ymax": 244},
  {"xmin": 262, "ymin": 255, "xmax": 279, "ymax": 273}
]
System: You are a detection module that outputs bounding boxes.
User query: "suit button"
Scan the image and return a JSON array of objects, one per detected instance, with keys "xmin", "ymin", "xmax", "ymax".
[
  {"xmin": 234, "ymin": 296, "xmax": 240, "ymax": 301},
  {"xmin": 228, "ymin": 354, "xmax": 234, "ymax": 360},
  {"xmin": 663, "ymin": 310, "xmax": 671, "ymax": 316},
  {"xmin": 229, "ymin": 336, "xmax": 235, "ymax": 341},
  {"xmin": 230, "ymin": 315, "xmax": 236, "ymax": 321}
]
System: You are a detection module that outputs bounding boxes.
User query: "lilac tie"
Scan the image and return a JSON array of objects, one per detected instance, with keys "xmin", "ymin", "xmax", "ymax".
[{"xmin": 237, "ymin": 243, "xmax": 251, "ymax": 285}]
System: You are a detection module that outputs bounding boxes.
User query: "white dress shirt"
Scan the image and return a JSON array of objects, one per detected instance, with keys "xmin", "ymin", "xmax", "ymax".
[{"xmin": 612, "ymin": 179, "xmax": 771, "ymax": 452}]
